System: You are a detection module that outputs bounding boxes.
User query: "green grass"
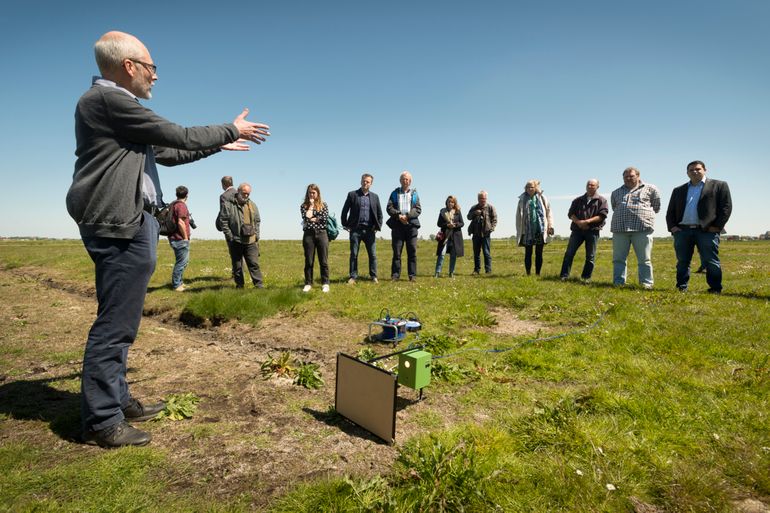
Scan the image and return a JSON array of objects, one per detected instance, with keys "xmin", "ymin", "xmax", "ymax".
[{"xmin": 0, "ymin": 238, "xmax": 768, "ymax": 511}]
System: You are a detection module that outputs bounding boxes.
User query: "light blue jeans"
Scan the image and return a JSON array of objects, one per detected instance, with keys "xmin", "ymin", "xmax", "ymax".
[
  {"xmin": 169, "ymin": 239, "xmax": 190, "ymax": 289},
  {"xmin": 612, "ymin": 231, "xmax": 653, "ymax": 286},
  {"xmin": 435, "ymin": 242, "xmax": 456, "ymax": 276}
]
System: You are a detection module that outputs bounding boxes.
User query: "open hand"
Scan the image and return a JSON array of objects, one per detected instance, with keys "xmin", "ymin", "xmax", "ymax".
[
  {"xmin": 221, "ymin": 139, "xmax": 250, "ymax": 151},
  {"xmin": 232, "ymin": 108, "xmax": 270, "ymax": 144}
]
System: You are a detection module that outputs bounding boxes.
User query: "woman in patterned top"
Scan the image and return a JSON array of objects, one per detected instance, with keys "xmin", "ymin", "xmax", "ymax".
[
  {"xmin": 515, "ymin": 179, "xmax": 554, "ymax": 276},
  {"xmin": 300, "ymin": 184, "xmax": 330, "ymax": 292}
]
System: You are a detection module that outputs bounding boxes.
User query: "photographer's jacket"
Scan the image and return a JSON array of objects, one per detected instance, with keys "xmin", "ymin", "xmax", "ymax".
[{"xmin": 219, "ymin": 196, "xmax": 261, "ymax": 244}]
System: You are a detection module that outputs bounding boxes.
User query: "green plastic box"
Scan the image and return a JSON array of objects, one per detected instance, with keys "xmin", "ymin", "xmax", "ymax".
[{"xmin": 397, "ymin": 349, "xmax": 432, "ymax": 390}]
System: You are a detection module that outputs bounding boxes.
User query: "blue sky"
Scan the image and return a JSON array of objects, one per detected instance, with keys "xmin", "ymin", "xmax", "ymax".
[{"xmin": 0, "ymin": 0, "xmax": 767, "ymax": 239}]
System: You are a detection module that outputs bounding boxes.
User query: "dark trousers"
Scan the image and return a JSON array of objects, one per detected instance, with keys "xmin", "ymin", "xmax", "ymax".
[
  {"xmin": 80, "ymin": 212, "xmax": 158, "ymax": 432},
  {"xmin": 524, "ymin": 243, "xmax": 544, "ymax": 275},
  {"xmin": 227, "ymin": 240, "xmax": 263, "ymax": 287},
  {"xmin": 391, "ymin": 224, "xmax": 418, "ymax": 279},
  {"xmin": 673, "ymin": 228, "xmax": 722, "ymax": 291},
  {"xmin": 303, "ymin": 229, "xmax": 330, "ymax": 285},
  {"xmin": 560, "ymin": 230, "xmax": 599, "ymax": 279},
  {"xmin": 472, "ymin": 235, "xmax": 492, "ymax": 273},
  {"xmin": 349, "ymin": 226, "xmax": 377, "ymax": 279}
]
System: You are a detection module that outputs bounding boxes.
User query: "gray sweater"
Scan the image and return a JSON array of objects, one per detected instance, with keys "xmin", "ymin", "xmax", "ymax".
[{"xmin": 66, "ymin": 83, "xmax": 239, "ymax": 238}]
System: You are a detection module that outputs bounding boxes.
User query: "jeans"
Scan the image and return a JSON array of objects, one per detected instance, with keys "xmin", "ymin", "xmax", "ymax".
[
  {"xmin": 349, "ymin": 226, "xmax": 377, "ymax": 279},
  {"xmin": 612, "ymin": 230, "xmax": 653, "ymax": 286},
  {"xmin": 303, "ymin": 229, "xmax": 330, "ymax": 285},
  {"xmin": 559, "ymin": 230, "xmax": 599, "ymax": 279},
  {"xmin": 169, "ymin": 239, "xmax": 190, "ymax": 288},
  {"xmin": 227, "ymin": 240, "xmax": 263, "ymax": 287},
  {"xmin": 80, "ymin": 211, "xmax": 158, "ymax": 432},
  {"xmin": 673, "ymin": 228, "xmax": 722, "ymax": 291},
  {"xmin": 435, "ymin": 242, "xmax": 457, "ymax": 276},
  {"xmin": 524, "ymin": 243, "xmax": 544, "ymax": 275},
  {"xmin": 472, "ymin": 235, "xmax": 492, "ymax": 273},
  {"xmin": 391, "ymin": 224, "xmax": 418, "ymax": 279}
]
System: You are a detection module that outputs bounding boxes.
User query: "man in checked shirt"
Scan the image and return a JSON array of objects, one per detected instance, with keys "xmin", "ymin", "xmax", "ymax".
[{"xmin": 610, "ymin": 167, "xmax": 661, "ymax": 289}]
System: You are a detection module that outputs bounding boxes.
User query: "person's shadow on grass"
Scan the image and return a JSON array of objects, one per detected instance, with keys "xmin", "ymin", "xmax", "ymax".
[{"xmin": 0, "ymin": 374, "xmax": 81, "ymax": 442}]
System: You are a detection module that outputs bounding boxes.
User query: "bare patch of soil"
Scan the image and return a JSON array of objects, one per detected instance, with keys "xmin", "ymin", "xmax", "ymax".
[
  {"xmin": 488, "ymin": 306, "xmax": 550, "ymax": 336},
  {"xmin": 0, "ymin": 268, "xmax": 472, "ymax": 507}
]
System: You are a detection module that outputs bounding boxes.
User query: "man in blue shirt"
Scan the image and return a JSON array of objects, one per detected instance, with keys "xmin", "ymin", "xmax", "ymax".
[
  {"xmin": 665, "ymin": 160, "xmax": 732, "ymax": 293},
  {"xmin": 341, "ymin": 173, "xmax": 383, "ymax": 284}
]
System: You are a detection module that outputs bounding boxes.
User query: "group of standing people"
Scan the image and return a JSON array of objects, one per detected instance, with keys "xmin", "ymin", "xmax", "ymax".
[
  {"xmin": 209, "ymin": 164, "xmax": 732, "ymax": 294},
  {"xmin": 555, "ymin": 163, "xmax": 732, "ymax": 294}
]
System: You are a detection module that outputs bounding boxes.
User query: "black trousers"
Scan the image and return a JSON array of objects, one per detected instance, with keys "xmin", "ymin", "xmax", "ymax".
[
  {"xmin": 227, "ymin": 240, "xmax": 263, "ymax": 287},
  {"xmin": 391, "ymin": 224, "xmax": 418, "ymax": 279},
  {"xmin": 524, "ymin": 243, "xmax": 544, "ymax": 275},
  {"xmin": 303, "ymin": 229, "xmax": 329, "ymax": 285}
]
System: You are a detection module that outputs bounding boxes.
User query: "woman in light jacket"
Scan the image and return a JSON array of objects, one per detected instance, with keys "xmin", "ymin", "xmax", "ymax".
[
  {"xmin": 434, "ymin": 195, "xmax": 464, "ymax": 277},
  {"xmin": 515, "ymin": 180, "xmax": 553, "ymax": 276},
  {"xmin": 300, "ymin": 184, "xmax": 330, "ymax": 292}
]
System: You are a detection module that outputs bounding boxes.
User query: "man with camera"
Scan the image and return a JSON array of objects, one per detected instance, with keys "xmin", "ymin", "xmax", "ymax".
[
  {"xmin": 219, "ymin": 183, "xmax": 264, "ymax": 289},
  {"xmin": 167, "ymin": 186, "xmax": 193, "ymax": 292}
]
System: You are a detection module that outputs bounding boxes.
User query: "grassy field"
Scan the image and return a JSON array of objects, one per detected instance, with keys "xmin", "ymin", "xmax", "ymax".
[{"xmin": 0, "ymin": 237, "xmax": 768, "ymax": 512}]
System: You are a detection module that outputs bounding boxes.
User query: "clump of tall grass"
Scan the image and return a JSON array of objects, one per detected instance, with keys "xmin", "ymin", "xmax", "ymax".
[{"xmin": 180, "ymin": 288, "xmax": 306, "ymax": 326}]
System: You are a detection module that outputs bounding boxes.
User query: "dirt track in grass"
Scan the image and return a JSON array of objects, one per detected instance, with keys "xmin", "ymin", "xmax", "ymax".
[{"xmin": 0, "ymin": 266, "xmax": 547, "ymax": 506}]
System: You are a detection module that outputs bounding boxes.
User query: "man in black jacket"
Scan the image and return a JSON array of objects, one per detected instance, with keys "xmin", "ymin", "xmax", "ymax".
[
  {"xmin": 66, "ymin": 31, "xmax": 270, "ymax": 448},
  {"xmin": 665, "ymin": 160, "xmax": 732, "ymax": 293},
  {"xmin": 340, "ymin": 173, "xmax": 383, "ymax": 283}
]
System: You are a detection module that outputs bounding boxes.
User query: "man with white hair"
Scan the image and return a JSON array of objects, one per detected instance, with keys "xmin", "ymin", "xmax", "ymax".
[
  {"xmin": 66, "ymin": 31, "xmax": 270, "ymax": 448},
  {"xmin": 466, "ymin": 190, "xmax": 497, "ymax": 274},
  {"xmin": 559, "ymin": 179, "xmax": 608, "ymax": 282},
  {"xmin": 385, "ymin": 171, "xmax": 421, "ymax": 281}
]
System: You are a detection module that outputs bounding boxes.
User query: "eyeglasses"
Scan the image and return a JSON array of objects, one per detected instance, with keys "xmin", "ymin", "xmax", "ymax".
[{"xmin": 129, "ymin": 59, "xmax": 157, "ymax": 74}]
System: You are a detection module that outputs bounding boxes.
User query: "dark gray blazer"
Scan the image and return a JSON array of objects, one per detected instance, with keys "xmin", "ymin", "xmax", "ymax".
[{"xmin": 666, "ymin": 179, "xmax": 732, "ymax": 231}]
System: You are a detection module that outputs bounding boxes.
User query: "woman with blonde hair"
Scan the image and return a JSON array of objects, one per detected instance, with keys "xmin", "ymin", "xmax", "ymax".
[
  {"xmin": 434, "ymin": 195, "xmax": 464, "ymax": 277},
  {"xmin": 300, "ymin": 184, "xmax": 330, "ymax": 292},
  {"xmin": 515, "ymin": 180, "xmax": 554, "ymax": 276}
]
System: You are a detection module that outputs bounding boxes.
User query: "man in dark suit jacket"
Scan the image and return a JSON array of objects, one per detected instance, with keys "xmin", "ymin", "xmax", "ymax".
[
  {"xmin": 340, "ymin": 173, "xmax": 383, "ymax": 283},
  {"xmin": 666, "ymin": 160, "xmax": 732, "ymax": 293}
]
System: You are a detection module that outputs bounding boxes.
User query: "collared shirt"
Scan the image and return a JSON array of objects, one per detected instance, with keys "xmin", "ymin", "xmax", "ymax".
[
  {"xmin": 681, "ymin": 177, "xmax": 706, "ymax": 226},
  {"xmin": 568, "ymin": 193, "xmax": 608, "ymax": 231},
  {"xmin": 357, "ymin": 190, "xmax": 371, "ymax": 227},
  {"xmin": 92, "ymin": 76, "xmax": 163, "ymax": 208},
  {"xmin": 610, "ymin": 182, "xmax": 661, "ymax": 233},
  {"xmin": 397, "ymin": 188, "xmax": 413, "ymax": 215}
]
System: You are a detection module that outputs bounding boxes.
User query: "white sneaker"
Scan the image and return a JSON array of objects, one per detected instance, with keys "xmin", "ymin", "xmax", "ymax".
[
  {"xmin": 322, "ymin": 284, "xmax": 330, "ymax": 293},
  {"xmin": 302, "ymin": 285, "xmax": 312, "ymax": 293}
]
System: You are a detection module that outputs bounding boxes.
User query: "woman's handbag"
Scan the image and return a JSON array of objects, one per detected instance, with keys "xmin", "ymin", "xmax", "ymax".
[{"xmin": 435, "ymin": 230, "xmax": 446, "ymax": 242}]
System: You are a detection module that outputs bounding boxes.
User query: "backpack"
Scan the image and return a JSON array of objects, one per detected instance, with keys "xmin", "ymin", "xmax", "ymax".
[
  {"xmin": 155, "ymin": 201, "xmax": 179, "ymax": 236},
  {"xmin": 326, "ymin": 211, "xmax": 340, "ymax": 241}
]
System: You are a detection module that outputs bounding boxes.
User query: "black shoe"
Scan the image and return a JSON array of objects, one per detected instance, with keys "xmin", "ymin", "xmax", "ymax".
[
  {"xmin": 84, "ymin": 420, "xmax": 151, "ymax": 448},
  {"xmin": 123, "ymin": 398, "xmax": 165, "ymax": 422},
  {"xmin": 408, "ymin": 276, "xmax": 416, "ymax": 282},
  {"xmin": 707, "ymin": 288, "xmax": 722, "ymax": 294}
]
